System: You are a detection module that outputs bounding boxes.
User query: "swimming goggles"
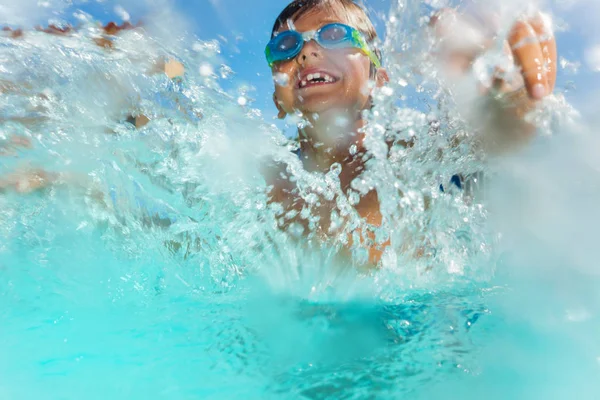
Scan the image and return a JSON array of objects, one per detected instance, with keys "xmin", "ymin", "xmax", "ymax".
[{"xmin": 265, "ymin": 23, "xmax": 381, "ymax": 68}]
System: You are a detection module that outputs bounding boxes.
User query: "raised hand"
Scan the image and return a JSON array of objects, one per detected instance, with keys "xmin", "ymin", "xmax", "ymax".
[
  {"xmin": 430, "ymin": 8, "xmax": 558, "ymax": 151},
  {"xmin": 431, "ymin": 8, "xmax": 556, "ymax": 104}
]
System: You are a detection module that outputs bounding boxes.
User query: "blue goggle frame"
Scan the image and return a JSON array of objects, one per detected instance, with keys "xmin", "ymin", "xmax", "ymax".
[{"xmin": 265, "ymin": 23, "xmax": 381, "ymax": 68}]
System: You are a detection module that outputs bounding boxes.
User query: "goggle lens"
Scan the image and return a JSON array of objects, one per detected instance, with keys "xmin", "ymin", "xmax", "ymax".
[
  {"xmin": 318, "ymin": 24, "xmax": 350, "ymax": 43},
  {"xmin": 274, "ymin": 31, "xmax": 301, "ymax": 52}
]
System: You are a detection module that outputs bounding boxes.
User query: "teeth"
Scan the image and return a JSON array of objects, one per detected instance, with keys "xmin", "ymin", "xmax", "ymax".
[{"xmin": 299, "ymin": 72, "xmax": 336, "ymax": 87}]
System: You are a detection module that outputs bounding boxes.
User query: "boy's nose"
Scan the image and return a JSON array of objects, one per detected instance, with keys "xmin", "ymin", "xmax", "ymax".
[{"xmin": 296, "ymin": 40, "xmax": 322, "ymax": 65}]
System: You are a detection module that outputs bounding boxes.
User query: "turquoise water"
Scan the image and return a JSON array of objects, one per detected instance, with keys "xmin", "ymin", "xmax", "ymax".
[
  {"xmin": 1, "ymin": 1, "xmax": 600, "ymax": 398},
  {"xmin": 2, "ymin": 209, "xmax": 598, "ymax": 399}
]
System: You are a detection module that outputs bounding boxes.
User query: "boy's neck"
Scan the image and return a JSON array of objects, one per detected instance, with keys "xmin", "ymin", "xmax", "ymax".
[{"xmin": 298, "ymin": 109, "xmax": 367, "ymax": 174}]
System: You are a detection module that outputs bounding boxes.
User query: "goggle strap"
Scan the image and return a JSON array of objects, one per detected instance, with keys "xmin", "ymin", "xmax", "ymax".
[
  {"xmin": 351, "ymin": 29, "xmax": 381, "ymax": 68},
  {"xmin": 265, "ymin": 46, "xmax": 274, "ymax": 67}
]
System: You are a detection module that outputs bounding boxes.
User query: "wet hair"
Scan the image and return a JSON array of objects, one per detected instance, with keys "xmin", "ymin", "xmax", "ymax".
[{"xmin": 270, "ymin": 0, "xmax": 381, "ymax": 68}]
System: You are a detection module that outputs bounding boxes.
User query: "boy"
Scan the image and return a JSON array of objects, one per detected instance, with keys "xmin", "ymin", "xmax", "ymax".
[{"xmin": 265, "ymin": 0, "xmax": 557, "ymax": 265}]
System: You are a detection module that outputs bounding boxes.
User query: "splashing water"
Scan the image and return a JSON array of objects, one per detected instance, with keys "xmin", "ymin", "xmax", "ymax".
[{"xmin": 0, "ymin": 0, "xmax": 599, "ymax": 398}]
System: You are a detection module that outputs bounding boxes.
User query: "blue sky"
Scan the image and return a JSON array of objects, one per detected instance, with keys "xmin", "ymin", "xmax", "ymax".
[{"xmin": 2, "ymin": 0, "xmax": 599, "ymax": 121}]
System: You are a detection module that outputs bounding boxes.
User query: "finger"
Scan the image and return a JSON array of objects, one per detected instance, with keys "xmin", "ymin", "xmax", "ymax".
[
  {"xmin": 528, "ymin": 12, "xmax": 557, "ymax": 92},
  {"xmin": 509, "ymin": 20, "xmax": 548, "ymax": 100}
]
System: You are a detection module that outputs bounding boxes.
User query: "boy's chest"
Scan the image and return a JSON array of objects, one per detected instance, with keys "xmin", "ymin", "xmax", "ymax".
[
  {"xmin": 271, "ymin": 177, "xmax": 383, "ymax": 235},
  {"xmin": 268, "ymin": 162, "xmax": 389, "ymax": 265}
]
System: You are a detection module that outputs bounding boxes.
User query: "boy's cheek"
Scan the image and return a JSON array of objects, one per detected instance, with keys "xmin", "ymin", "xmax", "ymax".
[{"xmin": 273, "ymin": 86, "xmax": 295, "ymax": 113}]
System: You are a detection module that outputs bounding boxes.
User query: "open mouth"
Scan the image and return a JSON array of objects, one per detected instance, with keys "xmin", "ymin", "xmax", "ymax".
[{"xmin": 297, "ymin": 71, "xmax": 340, "ymax": 89}]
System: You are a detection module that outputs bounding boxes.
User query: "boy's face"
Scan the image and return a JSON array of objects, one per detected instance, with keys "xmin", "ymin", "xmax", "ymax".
[{"xmin": 271, "ymin": 7, "xmax": 381, "ymax": 118}]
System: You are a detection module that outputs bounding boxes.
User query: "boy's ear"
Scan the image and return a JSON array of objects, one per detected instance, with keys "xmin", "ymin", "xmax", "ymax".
[
  {"xmin": 273, "ymin": 94, "xmax": 287, "ymax": 119},
  {"xmin": 375, "ymin": 67, "xmax": 390, "ymax": 88}
]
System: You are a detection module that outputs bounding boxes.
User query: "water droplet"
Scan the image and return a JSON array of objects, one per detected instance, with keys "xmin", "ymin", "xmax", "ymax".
[
  {"xmin": 219, "ymin": 64, "xmax": 233, "ymax": 79},
  {"xmin": 199, "ymin": 63, "xmax": 213, "ymax": 77},
  {"xmin": 305, "ymin": 193, "xmax": 318, "ymax": 205},
  {"xmin": 381, "ymin": 86, "xmax": 394, "ymax": 96},
  {"xmin": 348, "ymin": 191, "xmax": 360, "ymax": 205},
  {"xmin": 114, "ymin": 5, "xmax": 130, "ymax": 22},
  {"xmin": 273, "ymin": 72, "xmax": 289, "ymax": 87},
  {"xmin": 585, "ymin": 45, "xmax": 600, "ymax": 72},
  {"xmin": 73, "ymin": 11, "xmax": 91, "ymax": 22},
  {"xmin": 237, "ymin": 96, "xmax": 247, "ymax": 106},
  {"xmin": 329, "ymin": 163, "xmax": 342, "ymax": 176},
  {"xmin": 193, "ymin": 40, "xmax": 221, "ymax": 55},
  {"xmin": 559, "ymin": 57, "xmax": 580, "ymax": 75}
]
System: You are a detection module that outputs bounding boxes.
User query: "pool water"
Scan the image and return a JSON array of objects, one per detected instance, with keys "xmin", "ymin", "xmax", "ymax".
[
  {"xmin": 2, "ymin": 211, "xmax": 598, "ymax": 399},
  {"xmin": 1, "ymin": 0, "xmax": 600, "ymax": 398},
  {"xmin": 0, "ymin": 206, "xmax": 494, "ymax": 399}
]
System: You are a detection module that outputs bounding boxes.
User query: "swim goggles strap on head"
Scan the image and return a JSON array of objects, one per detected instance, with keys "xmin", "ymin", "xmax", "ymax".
[{"xmin": 265, "ymin": 23, "xmax": 381, "ymax": 68}]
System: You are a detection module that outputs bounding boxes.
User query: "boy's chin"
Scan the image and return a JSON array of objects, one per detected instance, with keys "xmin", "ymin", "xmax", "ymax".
[{"xmin": 296, "ymin": 101, "xmax": 357, "ymax": 117}]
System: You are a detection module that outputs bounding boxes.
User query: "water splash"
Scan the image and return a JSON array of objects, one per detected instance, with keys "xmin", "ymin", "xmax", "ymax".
[{"xmin": 0, "ymin": 0, "xmax": 598, "ymax": 398}]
